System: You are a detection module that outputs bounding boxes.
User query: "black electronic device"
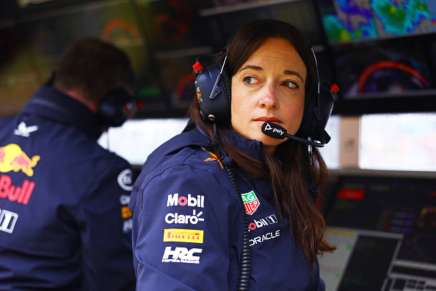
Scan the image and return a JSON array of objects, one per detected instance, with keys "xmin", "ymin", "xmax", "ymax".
[
  {"xmin": 47, "ymin": 72, "xmax": 135, "ymax": 128},
  {"xmin": 98, "ymin": 87, "xmax": 136, "ymax": 128},
  {"xmin": 320, "ymin": 172, "xmax": 436, "ymax": 291},
  {"xmin": 261, "ymin": 122, "xmax": 325, "ymax": 147}
]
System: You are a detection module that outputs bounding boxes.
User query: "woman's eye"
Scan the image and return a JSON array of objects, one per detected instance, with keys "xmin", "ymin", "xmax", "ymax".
[
  {"xmin": 242, "ymin": 76, "xmax": 258, "ymax": 85},
  {"xmin": 282, "ymin": 80, "xmax": 298, "ymax": 89}
]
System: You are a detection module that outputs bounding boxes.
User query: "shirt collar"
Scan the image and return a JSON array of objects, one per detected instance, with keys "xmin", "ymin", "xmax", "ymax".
[
  {"xmin": 21, "ymin": 85, "xmax": 103, "ymax": 139},
  {"xmin": 220, "ymin": 129, "xmax": 265, "ymax": 162}
]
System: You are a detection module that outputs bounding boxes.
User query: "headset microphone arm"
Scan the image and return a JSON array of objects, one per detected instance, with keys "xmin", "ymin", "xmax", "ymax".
[{"xmin": 261, "ymin": 122, "xmax": 324, "ymax": 148}]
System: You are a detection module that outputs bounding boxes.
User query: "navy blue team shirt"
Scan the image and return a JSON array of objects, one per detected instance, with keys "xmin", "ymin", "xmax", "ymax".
[
  {"xmin": 0, "ymin": 86, "xmax": 135, "ymax": 290},
  {"xmin": 130, "ymin": 126, "xmax": 325, "ymax": 290}
]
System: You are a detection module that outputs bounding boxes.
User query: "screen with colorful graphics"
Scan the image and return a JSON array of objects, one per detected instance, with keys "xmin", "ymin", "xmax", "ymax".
[
  {"xmin": 319, "ymin": 0, "xmax": 435, "ymax": 44},
  {"xmin": 334, "ymin": 41, "xmax": 435, "ymax": 98}
]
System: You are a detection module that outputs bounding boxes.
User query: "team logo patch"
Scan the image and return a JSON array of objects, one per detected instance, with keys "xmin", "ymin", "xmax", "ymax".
[
  {"xmin": 162, "ymin": 246, "xmax": 202, "ymax": 264},
  {"xmin": 202, "ymin": 147, "xmax": 223, "ymax": 169},
  {"xmin": 0, "ymin": 144, "xmax": 40, "ymax": 177},
  {"xmin": 163, "ymin": 228, "xmax": 204, "ymax": 244},
  {"xmin": 241, "ymin": 190, "xmax": 260, "ymax": 215},
  {"xmin": 121, "ymin": 206, "xmax": 132, "ymax": 219},
  {"xmin": 167, "ymin": 193, "xmax": 204, "ymax": 208},
  {"xmin": 249, "ymin": 229, "xmax": 281, "ymax": 247},
  {"xmin": 248, "ymin": 214, "xmax": 278, "ymax": 232},
  {"xmin": 123, "ymin": 219, "xmax": 132, "ymax": 233},
  {"xmin": 0, "ymin": 175, "xmax": 36, "ymax": 205},
  {"xmin": 14, "ymin": 122, "xmax": 38, "ymax": 137},
  {"xmin": 165, "ymin": 209, "xmax": 204, "ymax": 225},
  {"xmin": 117, "ymin": 169, "xmax": 133, "ymax": 191},
  {"xmin": 0, "ymin": 208, "xmax": 19, "ymax": 234}
]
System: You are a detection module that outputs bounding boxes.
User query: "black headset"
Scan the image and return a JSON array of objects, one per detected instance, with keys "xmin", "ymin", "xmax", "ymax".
[
  {"xmin": 194, "ymin": 48, "xmax": 335, "ymax": 146},
  {"xmin": 46, "ymin": 72, "xmax": 135, "ymax": 128},
  {"xmin": 97, "ymin": 87, "xmax": 135, "ymax": 128}
]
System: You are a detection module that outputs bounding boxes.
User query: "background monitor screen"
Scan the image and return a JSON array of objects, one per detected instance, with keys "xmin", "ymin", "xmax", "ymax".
[
  {"xmin": 334, "ymin": 41, "xmax": 435, "ymax": 98},
  {"xmin": 319, "ymin": 228, "xmax": 402, "ymax": 291},
  {"xmin": 321, "ymin": 174, "xmax": 436, "ymax": 290},
  {"xmin": 319, "ymin": 0, "xmax": 435, "ymax": 44}
]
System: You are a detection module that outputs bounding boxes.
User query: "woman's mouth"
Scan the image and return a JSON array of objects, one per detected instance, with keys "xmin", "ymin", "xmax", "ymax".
[{"xmin": 253, "ymin": 117, "xmax": 282, "ymax": 123}]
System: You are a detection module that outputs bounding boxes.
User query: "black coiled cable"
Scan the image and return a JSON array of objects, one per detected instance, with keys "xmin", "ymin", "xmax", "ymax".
[
  {"xmin": 225, "ymin": 166, "xmax": 251, "ymax": 291},
  {"xmin": 211, "ymin": 124, "xmax": 251, "ymax": 290}
]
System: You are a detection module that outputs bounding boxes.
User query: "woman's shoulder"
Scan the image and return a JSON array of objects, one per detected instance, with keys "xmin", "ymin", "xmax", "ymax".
[
  {"xmin": 137, "ymin": 144, "xmax": 226, "ymax": 190},
  {"xmin": 130, "ymin": 145, "xmax": 235, "ymax": 215}
]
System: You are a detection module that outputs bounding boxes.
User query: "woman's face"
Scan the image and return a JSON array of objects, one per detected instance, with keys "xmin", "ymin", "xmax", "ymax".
[{"xmin": 231, "ymin": 37, "xmax": 307, "ymax": 152}]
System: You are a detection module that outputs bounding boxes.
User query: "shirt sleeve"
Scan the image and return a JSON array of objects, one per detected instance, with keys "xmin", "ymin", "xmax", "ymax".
[
  {"xmin": 131, "ymin": 165, "xmax": 232, "ymax": 291},
  {"xmin": 78, "ymin": 162, "xmax": 136, "ymax": 291}
]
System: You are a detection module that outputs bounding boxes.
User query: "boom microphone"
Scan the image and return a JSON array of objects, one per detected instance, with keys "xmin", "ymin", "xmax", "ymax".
[{"xmin": 261, "ymin": 122, "xmax": 324, "ymax": 148}]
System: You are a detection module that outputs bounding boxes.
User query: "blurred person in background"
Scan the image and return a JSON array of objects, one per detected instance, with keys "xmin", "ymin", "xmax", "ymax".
[{"xmin": 0, "ymin": 38, "xmax": 136, "ymax": 290}]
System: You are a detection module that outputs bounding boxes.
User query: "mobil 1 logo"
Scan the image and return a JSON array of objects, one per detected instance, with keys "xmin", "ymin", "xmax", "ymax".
[{"xmin": 166, "ymin": 193, "xmax": 204, "ymax": 208}]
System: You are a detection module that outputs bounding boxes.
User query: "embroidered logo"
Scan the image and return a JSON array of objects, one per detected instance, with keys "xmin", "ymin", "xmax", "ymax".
[
  {"xmin": 241, "ymin": 190, "xmax": 260, "ymax": 215},
  {"xmin": 119, "ymin": 194, "xmax": 132, "ymax": 233},
  {"xmin": 202, "ymin": 147, "xmax": 223, "ymax": 169},
  {"xmin": 117, "ymin": 169, "xmax": 133, "ymax": 191},
  {"xmin": 14, "ymin": 122, "xmax": 38, "ymax": 137},
  {"xmin": 0, "ymin": 208, "xmax": 19, "ymax": 234},
  {"xmin": 167, "ymin": 193, "xmax": 204, "ymax": 208},
  {"xmin": 0, "ymin": 175, "xmax": 36, "ymax": 205},
  {"xmin": 0, "ymin": 144, "xmax": 40, "ymax": 177},
  {"xmin": 162, "ymin": 246, "xmax": 203, "ymax": 264},
  {"xmin": 163, "ymin": 228, "xmax": 204, "ymax": 244}
]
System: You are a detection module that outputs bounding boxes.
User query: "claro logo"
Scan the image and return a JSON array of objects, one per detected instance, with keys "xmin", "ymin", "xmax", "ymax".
[{"xmin": 165, "ymin": 209, "xmax": 204, "ymax": 225}]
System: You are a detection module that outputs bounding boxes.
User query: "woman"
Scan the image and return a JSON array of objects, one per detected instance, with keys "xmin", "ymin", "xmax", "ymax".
[{"xmin": 130, "ymin": 19, "xmax": 334, "ymax": 291}]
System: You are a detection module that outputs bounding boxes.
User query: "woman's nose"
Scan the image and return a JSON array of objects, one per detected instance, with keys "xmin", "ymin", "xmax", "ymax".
[{"xmin": 258, "ymin": 83, "xmax": 277, "ymax": 109}]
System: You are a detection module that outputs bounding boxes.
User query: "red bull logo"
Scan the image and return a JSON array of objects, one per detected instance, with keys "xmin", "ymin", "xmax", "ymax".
[
  {"xmin": 0, "ymin": 144, "xmax": 40, "ymax": 177},
  {"xmin": 0, "ymin": 175, "xmax": 35, "ymax": 205}
]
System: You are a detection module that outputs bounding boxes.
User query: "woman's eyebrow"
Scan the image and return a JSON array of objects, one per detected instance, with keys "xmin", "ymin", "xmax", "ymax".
[
  {"xmin": 239, "ymin": 65, "xmax": 305, "ymax": 83},
  {"xmin": 239, "ymin": 65, "xmax": 263, "ymax": 72},
  {"xmin": 284, "ymin": 70, "xmax": 304, "ymax": 82}
]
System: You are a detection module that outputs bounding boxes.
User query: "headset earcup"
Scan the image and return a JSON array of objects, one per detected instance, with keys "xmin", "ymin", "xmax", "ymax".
[
  {"xmin": 195, "ymin": 65, "xmax": 231, "ymax": 126},
  {"xmin": 297, "ymin": 86, "xmax": 334, "ymax": 143},
  {"xmin": 98, "ymin": 87, "xmax": 133, "ymax": 127},
  {"xmin": 316, "ymin": 86, "xmax": 335, "ymax": 139},
  {"xmin": 297, "ymin": 92, "xmax": 317, "ymax": 139}
]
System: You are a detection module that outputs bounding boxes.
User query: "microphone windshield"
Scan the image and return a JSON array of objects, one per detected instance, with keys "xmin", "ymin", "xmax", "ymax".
[{"xmin": 261, "ymin": 122, "xmax": 287, "ymax": 139}]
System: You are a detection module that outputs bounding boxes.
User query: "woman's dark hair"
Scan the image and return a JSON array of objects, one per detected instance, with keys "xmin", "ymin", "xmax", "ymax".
[{"xmin": 190, "ymin": 19, "xmax": 334, "ymax": 263}]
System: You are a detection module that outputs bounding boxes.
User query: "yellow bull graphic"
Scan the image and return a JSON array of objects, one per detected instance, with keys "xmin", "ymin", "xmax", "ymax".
[{"xmin": 0, "ymin": 144, "xmax": 40, "ymax": 177}]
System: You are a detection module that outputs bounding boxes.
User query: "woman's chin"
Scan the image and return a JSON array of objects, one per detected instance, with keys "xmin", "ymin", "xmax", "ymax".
[{"xmin": 254, "ymin": 134, "xmax": 285, "ymax": 147}]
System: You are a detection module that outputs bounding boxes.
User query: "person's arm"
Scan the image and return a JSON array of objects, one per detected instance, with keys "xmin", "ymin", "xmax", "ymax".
[
  {"xmin": 79, "ymin": 163, "xmax": 135, "ymax": 291},
  {"xmin": 131, "ymin": 165, "xmax": 232, "ymax": 291}
]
